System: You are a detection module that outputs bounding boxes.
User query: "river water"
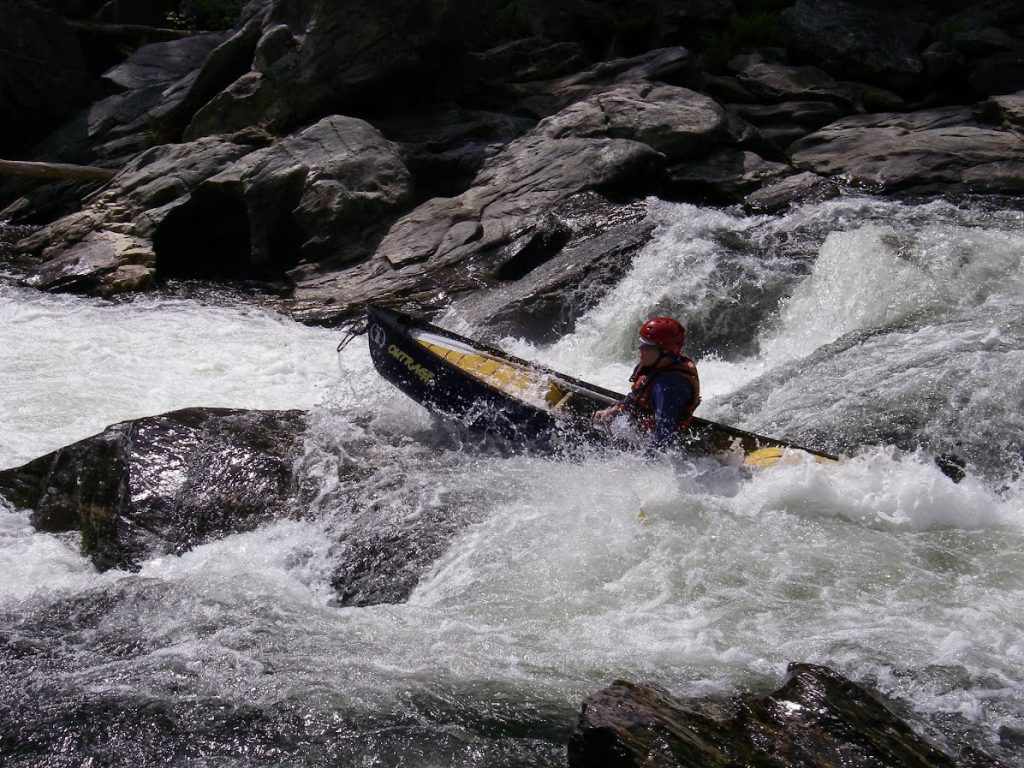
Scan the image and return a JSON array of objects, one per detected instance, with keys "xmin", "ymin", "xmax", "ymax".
[{"xmin": 2, "ymin": 196, "xmax": 1023, "ymax": 766}]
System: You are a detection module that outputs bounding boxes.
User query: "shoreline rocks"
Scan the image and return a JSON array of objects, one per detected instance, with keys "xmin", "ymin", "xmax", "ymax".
[
  {"xmin": 2, "ymin": 0, "xmax": 1022, "ymax": 329},
  {"xmin": 569, "ymin": 663, "xmax": 1005, "ymax": 768}
]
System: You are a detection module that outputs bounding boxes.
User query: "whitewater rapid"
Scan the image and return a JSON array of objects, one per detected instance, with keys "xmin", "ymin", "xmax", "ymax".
[{"xmin": 2, "ymin": 197, "xmax": 1023, "ymax": 766}]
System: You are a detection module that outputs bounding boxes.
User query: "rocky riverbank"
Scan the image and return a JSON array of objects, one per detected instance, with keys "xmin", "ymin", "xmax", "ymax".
[{"xmin": 2, "ymin": 0, "xmax": 1022, "ymax": 335}]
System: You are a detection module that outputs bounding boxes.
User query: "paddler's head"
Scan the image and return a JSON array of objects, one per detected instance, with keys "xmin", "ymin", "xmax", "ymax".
[{"xmin": 638, "ymin": 317, "xmax": 686, "ymax": 366}]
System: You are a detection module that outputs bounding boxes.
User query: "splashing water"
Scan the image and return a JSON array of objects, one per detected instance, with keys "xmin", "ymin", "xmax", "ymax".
[{"xmin": 2, "ymin": 198, "xmax": 1024, "ymax": 766}]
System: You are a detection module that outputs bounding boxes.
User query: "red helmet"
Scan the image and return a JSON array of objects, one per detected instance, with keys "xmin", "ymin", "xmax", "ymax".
[{"xmin": 638, "ymin": 317, "xmax": 686, "ymax": 354}]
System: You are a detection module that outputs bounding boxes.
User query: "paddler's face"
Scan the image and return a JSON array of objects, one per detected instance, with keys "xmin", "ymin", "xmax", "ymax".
[{"xmin": 638, "ymin": 344, "xmax": 660, "ymax": 366}]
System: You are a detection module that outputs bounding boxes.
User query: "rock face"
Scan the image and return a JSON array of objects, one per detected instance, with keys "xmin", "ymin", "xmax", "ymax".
[
  {"xmin": 568, "ymin": 663, "xmax": 1004, "ymax": 768},
  {"xmin": 0, "ymin": 408, "xmax": 306, "ymax": 571}
]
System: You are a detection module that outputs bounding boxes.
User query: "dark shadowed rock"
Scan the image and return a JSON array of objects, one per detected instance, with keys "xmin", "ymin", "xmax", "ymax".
[
  {"xmin": 779, "ymin": 0, "xmax": 928, "ymax": 93},
  {"xmin": 16, "ymin": 137, "xmax": 253, "ymax": 293},
  {"xmin": 667, "ymin": 148, "xmax": 790, "ymax": 202},
  {"xmin": 968, "ymin": 51, "xmax": 1024, "ymax": 99},
  {"xmin": 185, "ymin": 0, "xmax": 504, "ymax": 136},
  {"xmin": 0, "ymin": 408, "xmax": 306, "ymax": 571},
  {"xmin": 0, "ymin": 0, "xmax": 98, "ymax": 156},
  {"xmin": 505, "ymin": 47, "xmax": 699, "ymax": 119},
  {"xmin": 84, "ymin": 32, "xmax": 231, "ymax": 158},
  {"xmin": 374, "ymin": 109, "xmax": 537, "ymax": 201},
  {"xmin": 568, "ymin": 663, "xmax": 1004, "ymax": 767}
]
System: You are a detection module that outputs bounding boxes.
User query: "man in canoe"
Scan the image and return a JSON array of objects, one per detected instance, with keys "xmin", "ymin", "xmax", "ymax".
[{"xmin": 593, "ymin": 317, "xmax": 701, "ymax": 455}]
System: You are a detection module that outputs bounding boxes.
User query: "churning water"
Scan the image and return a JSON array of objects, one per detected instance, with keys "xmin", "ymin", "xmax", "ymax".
[{"xmin": 2, "ymin": 196, "xmax": 1023, "ymax": 766}]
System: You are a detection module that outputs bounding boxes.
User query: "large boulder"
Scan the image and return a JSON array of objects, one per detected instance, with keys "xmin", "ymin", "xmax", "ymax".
[
  {"xmin": 0, "ymin": 408, "xmax": 307, "ymax": 571},
  {"xmin": 17, "ymin": 136, "xmax": 253, "ymax": 293},
  {"xmin": 568, "ymin": 663, "xmax": 1004, "ymax": 767},
  {"xmin": 448, "ymin": 192, "xmax": 654, "ymax": 342},
  {"xmin": 16, "ymin": 115, "xmax": 414, "ymax": 291},
  {"xmin": 787, "ymin": 107, "xmax": 1024, "ymax": 193}
]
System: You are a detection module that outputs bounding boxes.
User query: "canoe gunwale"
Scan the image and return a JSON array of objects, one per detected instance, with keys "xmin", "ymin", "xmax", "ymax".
[{"xmin": 365, "ymin": 304, "xmax": 839, "ymax": 462}]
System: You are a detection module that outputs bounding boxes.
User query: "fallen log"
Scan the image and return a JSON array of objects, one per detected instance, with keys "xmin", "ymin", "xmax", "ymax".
[
  {"xmin": 0, "ymin": 159, "xmax": 117, "ymax": 182},
  {"xmin": 64, "ymin": 20, "xmax": 201, "ymax": 42}
]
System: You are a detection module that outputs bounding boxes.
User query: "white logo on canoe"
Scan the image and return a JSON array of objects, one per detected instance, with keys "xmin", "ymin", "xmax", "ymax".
[
  {"xmin": 369, "ymin": 324, "xmax": 387, "ymax": 348},
  {"xmin": 388, "ymin": 344, "xmax": 434, "ymax": 382}
]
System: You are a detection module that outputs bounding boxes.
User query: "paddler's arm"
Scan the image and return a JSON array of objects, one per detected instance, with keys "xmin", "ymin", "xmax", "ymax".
[{"xmin": 593, "ymin": 390, "xmax": 638, "ymax": 424}]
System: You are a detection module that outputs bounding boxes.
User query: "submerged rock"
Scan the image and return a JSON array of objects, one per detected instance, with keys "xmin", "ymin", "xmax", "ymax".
[
  {"xmin": 568, "ymin": 663, "xmax": 1004, "ymax": 767},
  {"xmin": 0, "ymin": 407, "xmax": 306, "ymax": 571}
]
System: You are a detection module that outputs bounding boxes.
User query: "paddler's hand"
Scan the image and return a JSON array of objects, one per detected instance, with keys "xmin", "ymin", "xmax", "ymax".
[{"xmin": 593, "ymin": 406, "xmax": 619, "ymax": 424}]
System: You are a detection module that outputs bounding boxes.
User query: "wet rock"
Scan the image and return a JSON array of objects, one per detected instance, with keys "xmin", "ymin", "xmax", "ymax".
[
  {"xmin": 568, "ymin": 663, "xmax": 1004, "ymax": 768},
  {"xmin": 450, "ymin": 193, "xmax": 653, "ymax": 342},
  {"xmin": 743, "ymin": 170, "xmax": 841, "ymax": 212},
  {"xmin": 0, "ymin": 408, "xmax": 306, "ymax": 571},
  {"xmin": 286, "ymin": 81, "xmax": 732, "ymax": 322},
  {"xmin": 16, "ymin": 136, "xmax": 252, "ymax": 293},
  {"xmin": 667, "ymin": 148, "xmax": 790, "ymax": 202},
  {"xmin": 25, "ymin": 230, "xmax": 156, "ymax": 295}
]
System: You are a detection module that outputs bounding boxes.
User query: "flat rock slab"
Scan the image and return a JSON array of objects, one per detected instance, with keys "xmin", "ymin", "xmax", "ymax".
[{"xmin": 789, "ymin": 108, "xmax": 1024, "ymax": 192}]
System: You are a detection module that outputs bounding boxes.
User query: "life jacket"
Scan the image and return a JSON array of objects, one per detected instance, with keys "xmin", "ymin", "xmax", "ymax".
[{"xmin": 621, "ymin": 355, "xmax": 701, "ymax": 433}]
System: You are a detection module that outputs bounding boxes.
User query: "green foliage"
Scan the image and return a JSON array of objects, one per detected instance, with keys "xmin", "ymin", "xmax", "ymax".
[
  {"xmin": 166, "ymin": 0, "xmax": 242, "ymax": 31},
  {"xmin": 701, "ymin": 10, "xmax": 782, "ymax": 70},
  {"xmin": 490, "ymin": 0, "xmax": 542, "ymax": 43}
]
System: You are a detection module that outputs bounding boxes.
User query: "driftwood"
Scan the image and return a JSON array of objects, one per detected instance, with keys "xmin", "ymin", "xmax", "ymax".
[
  {"xmin": 64, "ymin": 20, "xmax": 201, "ymax": 42},
  {"xmin": 0, "ymin": 159, "xmax": 116, "ymax": 182}
]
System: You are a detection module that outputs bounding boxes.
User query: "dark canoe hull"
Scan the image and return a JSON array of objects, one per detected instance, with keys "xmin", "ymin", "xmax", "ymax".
[
  {"xmin": 366, "ymin": 305, "xmax": 568, "ymax": 445},
  {"xmin": 365, "ymin": 304, "xmax": 838, "ymax": 462}
]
